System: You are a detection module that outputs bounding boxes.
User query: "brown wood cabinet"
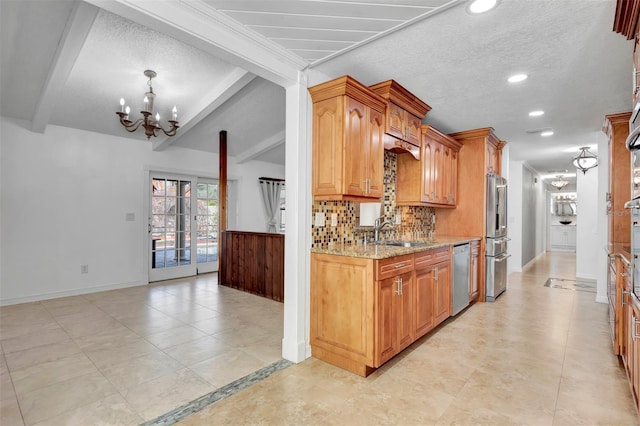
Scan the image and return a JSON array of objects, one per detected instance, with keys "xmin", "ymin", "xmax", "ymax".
[
  {"xmin": 396, "ymin": 126, "xmax": 462, "ymax": 207},
  {"xmin": 376, "ymin": 270, "xmax": 415, "ymax": 366},
  {"xmin": 309, "ymin": 75, "xmax": 387, "ymax": 201},
  {"xmin": 605, "ymin": 112, "xmax": 632, "ymax": 245},
  {"xmin": 469, "ymin": 240, "xmax": 480, "ymax": 302},
  {"xmin": 310, "ymin": 246, "xmax": 451, "ymax": 376},
  {"xmin": 219, "ymin": 231, "xmax": 284, "ymax": 302},
  {"xmin": 436, "ymin": 127, "xmax": 505, "ymax": 302},
  {"xmin": 623, "ymin": 278, "xmax": 640, "ymax": 413},
  {"xmin": 369, "ymin": 80, "xmax": 431, "ymax": 160}
]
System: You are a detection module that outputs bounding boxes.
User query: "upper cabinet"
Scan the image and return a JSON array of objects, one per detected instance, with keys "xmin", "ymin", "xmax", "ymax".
[
  {"xmin": 309, "ymin": 76, "xmax": 387, "ymax": 201},
  {"xmin": 369, "ymin": 80, "xmax": 432, "ymax": 160},
  {"xmin": 396, "ymin": 125, "xmax": 462, "ymax": 207},
  {"xmin": 605, "ymin": 112, "xmax": 632, "ymax": 245}
]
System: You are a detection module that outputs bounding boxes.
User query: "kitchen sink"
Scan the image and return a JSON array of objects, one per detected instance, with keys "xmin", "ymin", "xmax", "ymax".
[{"xmin": 383, "ymin": 241, "xmax": 428, "ymax": 247}]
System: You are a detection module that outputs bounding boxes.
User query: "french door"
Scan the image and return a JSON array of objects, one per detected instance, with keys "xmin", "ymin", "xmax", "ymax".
[{"xmin": 149, "ymin": 173, "xmax": 219, "ymax": 282}]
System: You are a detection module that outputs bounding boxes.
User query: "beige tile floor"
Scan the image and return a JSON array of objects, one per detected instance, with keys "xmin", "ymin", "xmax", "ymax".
[
  {"xmin": 0, "ymin": 274, "xmax": 284, "ymax": 425},
  {"xmin": 179, "ymin": 252, "xmax": 640, "ymax": 425},
  {"xmin": 2, "ymin": 252, "xmax": 639, "ymax": 425}
]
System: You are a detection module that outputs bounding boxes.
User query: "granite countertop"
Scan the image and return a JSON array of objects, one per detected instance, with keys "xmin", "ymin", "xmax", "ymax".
[{"xmin": 311, "ymin": 236, "xmax": 482, "ymax": 260}]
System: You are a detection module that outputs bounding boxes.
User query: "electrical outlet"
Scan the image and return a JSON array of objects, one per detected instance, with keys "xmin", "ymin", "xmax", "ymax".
[
  {"xmin": 80, "ymin": 264, "xmax": 88, "ymax": 274},
  {"xmin": 331, "ymin": 213, "xmax": 338, "ymax": 227},
  {"xmin": 125, "ymin": 212, "xmax": 135, "ymax": 221},
  {"xmin": 314, "ymin": 212, "xmax": 325, "ymax": 227},
  {"xmin": 395, "ymin": 213, "xmax": 402, "ymax": 225},
  {"xmin": 432, "ymin": 215, "xmax": 436, "ymax": 225}
]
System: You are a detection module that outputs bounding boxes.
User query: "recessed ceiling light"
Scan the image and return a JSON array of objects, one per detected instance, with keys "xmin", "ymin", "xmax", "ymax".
[
  {"xmin": 468, "ymin": 0, "xmax": 499, "ymax": 14},
  {"xmin": 529, "ymin": 110, "xmax": 544, "ymax": 117},
  {"xmin": 507, "ymin": 74, "xmax": 528, "ymax": 83},
  {"xmin": 541, "ymin": 130, "xmax": 554, "ymax": 137}
]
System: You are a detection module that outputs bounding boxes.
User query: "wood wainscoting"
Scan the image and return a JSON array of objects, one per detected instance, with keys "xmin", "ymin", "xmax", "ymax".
[{"xmin": 219, "ymin": 230, "xmax": 284, "ymax": 302}]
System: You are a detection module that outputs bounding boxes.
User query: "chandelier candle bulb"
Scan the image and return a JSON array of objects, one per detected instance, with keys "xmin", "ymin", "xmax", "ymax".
[
  {"xmin": 119, "ymin": 97, "xmax": 125, "ymax": 112},
  {"xmin": 172, "ymin": 105, "xmax": 177, "ymax": 121},
  {"xmin": 125, "ymin": 105, "xmax": 130, "ymax": 119}
]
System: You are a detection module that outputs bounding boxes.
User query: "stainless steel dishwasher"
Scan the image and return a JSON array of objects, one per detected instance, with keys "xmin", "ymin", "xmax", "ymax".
[{"xmin": 452, "ymin": 243, "xmax": 470, "ymax": 316}]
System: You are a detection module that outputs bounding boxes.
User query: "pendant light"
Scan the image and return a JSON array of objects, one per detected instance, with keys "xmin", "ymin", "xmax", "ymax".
[{"xmin": 572, "ymin": 147, "xmax": 598, "ymax": 174}]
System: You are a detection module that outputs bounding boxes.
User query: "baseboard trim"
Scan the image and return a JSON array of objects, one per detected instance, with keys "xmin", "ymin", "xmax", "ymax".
[
  {"xmin": 595, "ymin": 294, "xmax": 608, "ymax": 304},
  {"xmin": 281, "ymin": 337, "xmax": 308, "ymax": 363},
  {"xmin": 0, "ymin": 280, "xmax": 147, "ymax": 306}
]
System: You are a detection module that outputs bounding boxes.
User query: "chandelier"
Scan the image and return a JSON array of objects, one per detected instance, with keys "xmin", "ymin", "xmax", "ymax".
[
  {"xmin": 116, "ymin": 70, "xmax": 179, "ymax": 139},
  {"xmin": 550, "ymin": 175, "xmax": 569, "ymax": 190},
  {"xmin": 572, "ymin": 146, "xmax": 598, "ymax": 174}
]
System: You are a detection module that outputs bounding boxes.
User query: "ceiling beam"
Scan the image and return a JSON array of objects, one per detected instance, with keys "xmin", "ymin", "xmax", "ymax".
[
  {"xmin": 31, "ymin": 2, "xmax": 98, "ymax": 133},
  {"xmin": 84, "ymin": 0, "xmax": 305, "ymax": 87},
  {"xmin": 151, "ymin": 68, "xmax": 256, "ymax": 151},
  {"xmin": 235, "ymin": 130, "xmax": 285, "ymax": 164}
]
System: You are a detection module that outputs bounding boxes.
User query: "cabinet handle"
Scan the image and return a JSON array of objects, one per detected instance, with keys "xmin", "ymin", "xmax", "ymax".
[
  {"xmin": 431, "ymin": 191, "xmax": 435, "ymax": 200},
  {"xmin": 394, "ymin": 263, "xmax": 407, "ymax": 269},
  {"xmin": 405, "ymin": 126, "xmax": 410, "ymax": 139},
  {"xmin": 633, "ymin": 317, "xmax": 639, "ymax": 341},
  {"xmin": 395, "ymin": 278, "xmax": 403, "ymax": 295},
  {"xmin": 434, "ymin": 267, "xmax": 438, "ymax": 281},
  {"xmin": 623, "ymin": 290, "xmax": 629, "ymax": 306}
]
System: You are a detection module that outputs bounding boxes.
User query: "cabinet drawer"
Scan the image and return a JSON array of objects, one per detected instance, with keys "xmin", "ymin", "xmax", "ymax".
[
  {"xmin": 375, "ymin": 254, "xmax": 414, "ymax": 281},
  {"xmin": 470, "ymin": 240, "xmax": 480, "ymax": 254},
  {"xmin": 414, "ymin": 247, "xmax": 450, "ymax": 270}
]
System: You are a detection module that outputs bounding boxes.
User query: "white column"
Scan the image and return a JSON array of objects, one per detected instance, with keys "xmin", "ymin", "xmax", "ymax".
[{"xmin": 282, "ymin": 71, "xmax": 312, "ymax": 362}]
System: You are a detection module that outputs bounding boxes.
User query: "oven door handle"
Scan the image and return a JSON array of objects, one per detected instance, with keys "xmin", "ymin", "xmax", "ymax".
[{"xmin": 494, "ymin": 254, "xmax": 511, "ymax": 262}]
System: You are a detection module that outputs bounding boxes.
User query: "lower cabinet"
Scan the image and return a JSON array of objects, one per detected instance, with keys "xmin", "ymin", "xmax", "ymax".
[
  {"xmin": 310, "ymin": 247, "xmax": 453, "ymax": 376},
  {"xmin": 469, "ymin": 240, "xmax": 480, "ymax": 302},
  {"xmin": 618, "ymin": 257, "xmax": 640, "ymax": 414},
  {"xmin": 376, "ymin": 271, "xmax": 414, "ymax": 366}
]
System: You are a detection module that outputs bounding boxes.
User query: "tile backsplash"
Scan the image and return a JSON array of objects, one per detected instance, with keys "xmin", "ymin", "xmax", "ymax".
[{"xmin": 311, "ymin": 151, "xmax": 435, "ymax": 248}]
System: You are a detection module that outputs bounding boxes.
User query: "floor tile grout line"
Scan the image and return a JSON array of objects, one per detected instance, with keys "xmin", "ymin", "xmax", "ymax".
[
  {"xmin": 141, "ymin": 358, "xmax": 293, "ymax": 426},
  {"xmin": 552, "ymin": 286, "xmax": 576, "ymax": 422}
]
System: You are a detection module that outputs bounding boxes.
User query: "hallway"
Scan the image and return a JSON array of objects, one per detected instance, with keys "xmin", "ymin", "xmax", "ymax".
[{"xmin": 181, "ymin": 252, "xmax": 638, "ymax": 425}]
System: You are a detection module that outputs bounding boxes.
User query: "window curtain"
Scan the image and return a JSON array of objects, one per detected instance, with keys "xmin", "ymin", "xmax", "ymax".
[{"xmin": 259, "ymin": 178, "xmax": 285, "ymax": 232}]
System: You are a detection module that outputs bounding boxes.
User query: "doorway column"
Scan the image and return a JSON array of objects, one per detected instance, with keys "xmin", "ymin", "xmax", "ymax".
[{"xmin": 282, "ymin": 71, "xmax": 312, "ymax": 362}]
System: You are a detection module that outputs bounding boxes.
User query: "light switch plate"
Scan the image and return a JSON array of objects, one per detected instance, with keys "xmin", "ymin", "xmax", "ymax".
[
  {"xmin": 395, "ymin": 213, "xmax": 402, "ymax": 225},
  {"xmin": 314, "ymin": 212, "xmax": 325, "ymax": 227},
  {"xmin": 331, "ymin": 213, "xmax": 338, "ymax": 227},
  {"xmin": 125, "ymin": 212, "xmax": 135, "ymax": 221}
]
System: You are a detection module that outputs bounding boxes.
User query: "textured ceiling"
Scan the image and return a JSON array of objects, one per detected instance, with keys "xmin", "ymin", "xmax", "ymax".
[{"xmin": 0, "ymin": 0, "xmax": 635, "ymax": 178}]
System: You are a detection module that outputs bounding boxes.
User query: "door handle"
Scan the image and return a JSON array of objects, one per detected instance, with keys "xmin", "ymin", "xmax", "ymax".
[{"xmin": 148, "ymin": 224, "xmax": 151, "ymax": 233}]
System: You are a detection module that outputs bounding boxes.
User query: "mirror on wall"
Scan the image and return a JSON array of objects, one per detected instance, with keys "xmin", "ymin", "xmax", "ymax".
[{"xmin": 551, "ymin": 194, "xmax": 577, "ymax": 224}]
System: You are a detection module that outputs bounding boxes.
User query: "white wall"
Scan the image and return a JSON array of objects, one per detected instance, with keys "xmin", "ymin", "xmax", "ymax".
[
  {"xmin": 229, "ymin": 161, "xmax": 285, "ymax": 233},
  {"xmin": 575, "ymin": 142, "xmax": 600, "ymax": 282},
  {"xmin": 508, "ymin": 160, "xmax": 524, "ymax": 273},
  {"xmin": 596, "ymin": 131, "xmax": 610, "ymax": 303},
  {"xmin": 0, "ymin": 117, "xmax": 283, "ymax": 304}
]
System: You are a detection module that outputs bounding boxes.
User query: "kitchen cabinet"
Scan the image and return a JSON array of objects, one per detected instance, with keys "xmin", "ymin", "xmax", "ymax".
[
  {"xmin": 549, "ymin": 225, "xmax": 576, "ymax": 251},
  {"xmin": 623, "ymin": 277, "xmax": 640, "ymax": 413},
  {"xmin": 309, "ymin": 75, "xmax": 387, "ymax": 201},
  {"xmin": 605, "ymin": 112, "xmax": 632, "ymax": 245},
  {"xmin": 414, "ymin": 246, "xmax": 451, "ymax": 338},
  {"xmin": 310, "ymin": 246, "xmax": 452, "ymax": 376},
  {"xmin": 369, "ymin": 80, "xmax": 431, "ymax": 160},
  {"xmin": 396, "ymin": 126, "xmax": 462, "ymax": 207},
  {"xmin": 376, "ymin": 270, "xmax": 414, "ymax": 365},
  {"xmin": 469, "ymin": 240, "xmax": 480, "ymax": 302},
  {"xmin": 437, "ymin": 127, "xmax": 505, "ymax": 302}
]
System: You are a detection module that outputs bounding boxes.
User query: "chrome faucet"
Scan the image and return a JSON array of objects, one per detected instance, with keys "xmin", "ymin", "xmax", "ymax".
[{"xmin": 373, "ymin": 216, "xmax": 390, "ymax": 242}]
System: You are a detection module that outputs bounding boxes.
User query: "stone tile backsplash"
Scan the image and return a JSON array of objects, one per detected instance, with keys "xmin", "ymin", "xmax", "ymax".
[{"xmin": 311, "ymin": 151, "xmax": 436, "ymax": 248}]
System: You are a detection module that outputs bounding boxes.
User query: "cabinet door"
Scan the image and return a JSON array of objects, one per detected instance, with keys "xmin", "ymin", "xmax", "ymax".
[
  {"xmin": 421, "ymin": 139, "xmax": 434, "ymax": 202},
  {"xmin": 375, "ymin": 272, "xmax": 413, "ymax": 366},
  {"xmin": 376, "ymin": 276, "xmax": 397, "ymax": 366},
  {"xmin": 366, "ymin": 108, "xmax": 385, "ymax": 198},
  {"xmin": 312, "ymin": 97, "xmax": 343, "ymax": 197},
  {"xmin": 431, "ymin": 140, "xmax": 444, "ymax": 203},
  {"xmin": 469, "ymin": 242, "xmax": 479, "ymax": 301},
  {"xmin": 405, "ymin": 112, "xmax": 422, "ymax": 146},
  {"xmin": 386, "ymin": 102, "xmax": 405, "ymax": 140},
  {"xmin": 415, "ymin": 267, "xmax": 436, "ymax": 338},
  {"xmin": 434, "ymin": 260, "xmax": 451, "ymax": 325},
  {"xmin": 344, "ymin": 97, "xmax": 369, "ymax": 197},
  {"xmin": 633, "ymin": 303, "xmax": 640, "ymax": 409},
  {"xmin": 397, "ymin": 272, "xmax": 415, "ymax": 352},
  {"xmin": 447, "ymin": 148, "xmax": 458, "ymax": 206}
]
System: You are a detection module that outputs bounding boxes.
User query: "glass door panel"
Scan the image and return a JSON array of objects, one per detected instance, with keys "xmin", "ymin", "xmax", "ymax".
[
  {"xmin": 150, "ymin": 176, "xmax": 196, "ymax": 281},
  {"xmin": 196, "ymin": 179, "xmax": 219, "ymax": 273}
]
